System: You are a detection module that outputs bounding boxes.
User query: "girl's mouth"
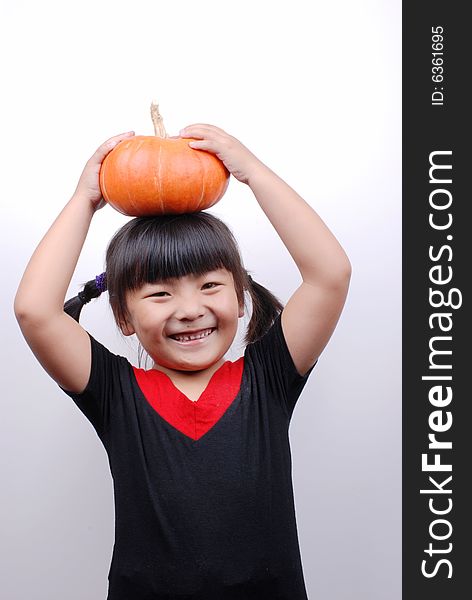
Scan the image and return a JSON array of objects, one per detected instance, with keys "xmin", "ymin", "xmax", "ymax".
[{"xmin": 169, "ymin": 328, "xmax": 216, "ymax": 345}]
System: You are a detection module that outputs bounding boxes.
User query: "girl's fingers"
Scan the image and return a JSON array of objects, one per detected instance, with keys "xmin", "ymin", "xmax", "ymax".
[
  {"xmin": 93, "ymin": 131, "xmax": 135, "ymax": 161},
  {"xmin": 180, "ymin": 127, "xmax": 230, "ymax": 154},
  {"xmin": 180, "ymin": 124, "xmax": 228, "ymax": 138},
  {"xmin": 187, "ymin": 140, "xmax": 214, "ymax": 150},
  {"xmin": 111, "ymin": 130, "xmax": 135, "ymax": 140},
  {"xmin": 180, "ymin": 123, "xmax": 219, "ymax": 131},
  {"xmin": 105, "ymin": 130, "xmax": 136, "ymax": 148},
  {"xmin": 182, "ymin": 126, "xmax": 239, "ymax": 158}
]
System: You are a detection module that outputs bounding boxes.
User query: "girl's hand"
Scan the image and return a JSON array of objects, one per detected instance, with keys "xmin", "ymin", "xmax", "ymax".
[
  {"xmin": 179, "ymin": 124, "xmax": 265, "ymax": 185},
  {"xmin": 73, "ymin": 131, "xmax": 135, "ymax": 210}
]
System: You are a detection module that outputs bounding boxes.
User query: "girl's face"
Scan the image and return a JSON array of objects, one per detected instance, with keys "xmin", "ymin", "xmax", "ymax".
[{"xmin": 122, "ymin": 268, "xmax": 244, "ymax": 373}]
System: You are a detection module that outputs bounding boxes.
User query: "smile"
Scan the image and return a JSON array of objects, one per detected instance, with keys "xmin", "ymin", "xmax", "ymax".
[{"xmin": 169, "ymin": 328, "xmax": 215, "ymax": 344}]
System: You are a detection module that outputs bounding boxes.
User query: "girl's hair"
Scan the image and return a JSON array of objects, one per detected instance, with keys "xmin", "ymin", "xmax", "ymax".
[{"xmin": 64, "ymin": 212, "xmax": 283, "ymax": 345}]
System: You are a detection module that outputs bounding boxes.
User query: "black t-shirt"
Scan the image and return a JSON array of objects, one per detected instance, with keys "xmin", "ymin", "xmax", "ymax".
[{"xmin": 62, "ymin": 313, "xmax": 316, "ymax": 599}]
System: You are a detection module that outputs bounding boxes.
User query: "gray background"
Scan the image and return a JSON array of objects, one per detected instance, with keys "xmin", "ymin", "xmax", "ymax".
[{"xmin": 1, "ymin": 0, "xmax": 400, "ymax": 598}]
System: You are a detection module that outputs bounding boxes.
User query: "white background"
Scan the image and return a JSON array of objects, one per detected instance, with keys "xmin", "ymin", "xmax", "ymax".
[{"xmin": 1, "ymin": 1, "xmax": 401, "ymax": 598}]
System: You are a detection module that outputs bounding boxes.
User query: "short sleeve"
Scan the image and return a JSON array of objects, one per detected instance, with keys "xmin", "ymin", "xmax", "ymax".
[
  {"xmin": 59, "ymin": 333, "xmax": 126, "ymax": 439},
  {"xmin": 244, "ymin": 312, "xmax": 317, "ymax": 419}
]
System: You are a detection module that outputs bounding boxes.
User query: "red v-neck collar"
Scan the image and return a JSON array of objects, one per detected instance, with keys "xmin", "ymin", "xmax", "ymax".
[
  {"xmin": 133, "ymin": 357, "xmax": 244, "ymax": 441},
  {"xmin": 153, "ymin": 360, "xmax": 230, "ymax": 404}
]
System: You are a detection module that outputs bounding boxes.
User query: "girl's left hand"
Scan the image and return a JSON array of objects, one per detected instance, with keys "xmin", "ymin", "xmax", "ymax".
[{"xmin": 179, "ymin": 124, "xmax": 265, "ymax": 185}]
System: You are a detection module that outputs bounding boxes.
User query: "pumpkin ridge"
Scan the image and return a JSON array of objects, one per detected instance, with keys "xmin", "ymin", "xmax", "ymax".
[
  {"xmin": 125, "ymin": 149, "xmax": 134, "ymax": 213},
  {"xmin": 193, "ymin": 149, "xmax": 206, "ymax": 212},
  {"xmin": 126, "ymin": 143, "xmax": 137, "ymax": 215},
  {"xmin": 100, "ymin": 162, "xmax": 110, "ymax": 204},
  {"xmin": 157, "ymin": 143, "xmax": 164, "ymax": 215}
]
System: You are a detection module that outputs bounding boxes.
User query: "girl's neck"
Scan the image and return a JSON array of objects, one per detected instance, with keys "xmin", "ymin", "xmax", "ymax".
[{"xmin": 152, "ymin": 357, "xmax": 226, "ymax": 382}]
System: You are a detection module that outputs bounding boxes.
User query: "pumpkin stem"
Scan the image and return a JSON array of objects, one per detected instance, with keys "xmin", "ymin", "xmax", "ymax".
[{"xmin": 150, "ymin": 101, "xmax": 168, "ymax": 138}]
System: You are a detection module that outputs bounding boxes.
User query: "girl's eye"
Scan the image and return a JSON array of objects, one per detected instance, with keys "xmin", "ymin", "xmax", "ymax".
[
  {"xmin": 203, "ymin": 282, "xmax": 220, "ymax": 289},
  {"xmin": 150, "ymin": 291, "xmax": 169, "ymax": 297}
]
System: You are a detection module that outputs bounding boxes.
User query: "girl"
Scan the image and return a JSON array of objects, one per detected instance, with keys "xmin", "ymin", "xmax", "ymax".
[{"xmin": 14, "ymin": 125, "xmax": 351, "ymax": 599}]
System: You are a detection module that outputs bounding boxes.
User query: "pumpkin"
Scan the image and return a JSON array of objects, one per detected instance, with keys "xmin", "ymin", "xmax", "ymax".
[{"xmin": 99, "ymin": 103, "xmax": 230, "ymax": 216}]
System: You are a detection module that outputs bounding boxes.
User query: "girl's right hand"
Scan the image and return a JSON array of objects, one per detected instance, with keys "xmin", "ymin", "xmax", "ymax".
[{"xmin": 74, "ymin": 131, "xmax": 135, "ymax": 210}]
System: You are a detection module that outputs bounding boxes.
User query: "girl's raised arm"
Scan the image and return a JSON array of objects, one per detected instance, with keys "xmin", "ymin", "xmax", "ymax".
[
  {"xmin": 14, "ymin": 132, "xmax": 135, "ymax": 393},
  {"xmin": 180, "ymin": 124, "xmax": 352, "ymax": 376},
  {"xmin": 244, "ymin": 164, "xmax": 351, "ymax": 375}
]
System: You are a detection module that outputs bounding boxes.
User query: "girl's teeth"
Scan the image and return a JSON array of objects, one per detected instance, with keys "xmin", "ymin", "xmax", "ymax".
[{"xmin": 174, "ymin": 328, "xmax": 213, "ymax": 342}]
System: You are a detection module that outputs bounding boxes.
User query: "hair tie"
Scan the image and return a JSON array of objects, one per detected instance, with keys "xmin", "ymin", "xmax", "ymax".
[
  {"xmin": 77, "ymin": 290, "xmax": 88, "ymax": 305},
  {"xmin": 95, "ymin": 272, "xmax": 107, "ymax": 293}
]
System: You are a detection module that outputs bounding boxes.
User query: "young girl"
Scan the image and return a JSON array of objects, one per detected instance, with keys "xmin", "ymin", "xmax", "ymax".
[{"xmin": 14, "ymin": 125, "xmax": 351, "ymax": 599}]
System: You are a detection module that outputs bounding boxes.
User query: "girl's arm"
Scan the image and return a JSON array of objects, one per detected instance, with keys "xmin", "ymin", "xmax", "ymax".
[
  {"xmin": 14, "ymin": 131, "xmax": 135, "ymax": 392},
  {"xmin": 245, "ymin": 165, "xmax": 351, "ymax": 375},
  {"xmin": 180, "ymin": 125, "xmax": 351, "ymax": 376}
]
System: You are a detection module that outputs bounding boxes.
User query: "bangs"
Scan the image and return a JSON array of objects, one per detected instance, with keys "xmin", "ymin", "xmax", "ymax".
[
  {"xmin": 131, "ymin": 216, "xmax": 233, "ymax": 285},
  {"xmin": 108, "ymin": 213, "xmax": 241, "ymax": 294}
]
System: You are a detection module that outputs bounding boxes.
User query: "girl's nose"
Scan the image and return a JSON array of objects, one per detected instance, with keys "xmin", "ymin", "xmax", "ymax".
[{"xmin": 174, "ymin": 297, "xmax": 206, "ymax": 321}]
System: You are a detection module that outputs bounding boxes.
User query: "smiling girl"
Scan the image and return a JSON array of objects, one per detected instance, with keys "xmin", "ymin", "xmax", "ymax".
[{"xmin": 14, "ymin": 125, "xmax": 351, "ymax": 599}]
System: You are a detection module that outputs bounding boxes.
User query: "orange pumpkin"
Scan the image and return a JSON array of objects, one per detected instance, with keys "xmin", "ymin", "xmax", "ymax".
[{"xmin": 99, "ymin": 104, "xmax": 230, "ymax": 216}]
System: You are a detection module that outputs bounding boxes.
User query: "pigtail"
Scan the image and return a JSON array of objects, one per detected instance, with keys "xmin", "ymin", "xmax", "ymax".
[
  {"xmin": 63, "ymin": 273, "xmax": 107, "ymax": 323},
  {"xmin": 244, "ymin": 273, "xmax": 284, "ymax": 345}
]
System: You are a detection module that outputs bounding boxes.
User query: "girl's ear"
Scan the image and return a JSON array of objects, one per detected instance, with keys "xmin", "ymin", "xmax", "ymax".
[
  {"xmin": 238, "ymin": 302, "xmax": 245, "ymax": 318},
  {"xmin": 119, "ymin": 318, "xmax": 135, "ymax": 337}
]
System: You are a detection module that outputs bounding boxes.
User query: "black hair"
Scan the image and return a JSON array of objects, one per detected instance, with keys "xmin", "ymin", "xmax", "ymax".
[{"xmin": 64, "ymin": 212, "xmax": 283, "ymax": 345}]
